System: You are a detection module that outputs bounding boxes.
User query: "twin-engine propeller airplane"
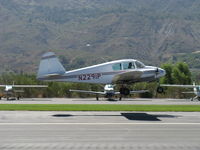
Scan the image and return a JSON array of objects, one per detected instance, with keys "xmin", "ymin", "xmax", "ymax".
[
  {"xmin": 160, "ymin": 83, "xmax": 200, "ymax": 101},
  {"xmin": 0, "ymin": 84, "xmax": 47, "ymax": 100},
  {"xmin": 37, "ymin": 52, "xmax": 166, "ymax": 100}
]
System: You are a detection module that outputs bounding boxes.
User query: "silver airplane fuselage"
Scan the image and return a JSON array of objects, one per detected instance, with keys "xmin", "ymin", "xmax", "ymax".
[{"xmin": 38, "ymin": 58, "xmax": 165, "ymax": 84}]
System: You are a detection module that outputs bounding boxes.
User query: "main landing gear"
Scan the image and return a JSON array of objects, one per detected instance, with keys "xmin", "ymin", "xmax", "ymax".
[
  {"xmin": 96, "ymin": 96, "xmax": 99, "ymax": 101},
  {"xmin": 191, "ymin": 96, "xmax": 200, "ymax": 101},
  {"xmin": 119, "ymin": 96, "xmax": 122, "ymax": 101},
  {"xmin": 119, "ymin": 87, "xmax": 130, "ymax": 96},
  {"xmin": 118, "ymin": 87, "xmax": 130, "ymax": 101},
  {"xmin": 156, "ymin": 86, "xmax": 164, "ymax": 94}
]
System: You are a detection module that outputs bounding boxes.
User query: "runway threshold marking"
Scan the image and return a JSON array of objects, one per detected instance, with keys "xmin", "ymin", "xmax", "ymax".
[{"xmin": 0, "ymin": 123, "xmax": 200, "ymax": 125}]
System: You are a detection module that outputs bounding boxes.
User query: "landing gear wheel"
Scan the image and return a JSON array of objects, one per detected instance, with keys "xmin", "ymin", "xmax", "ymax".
[
  {"xmin": 157, "ymin": 86, "xmax": 164, "ymax": 93},
  {"xmin": 96, "ymin": 96, "xmax": 99, "ymax": 101},
  {"xmin": 120, "ymin": 88, "xmax": 130, "ymax": 96},
  {"xmin": 119, "ymin": 96, "xmax": 122, "ymax": 101}
]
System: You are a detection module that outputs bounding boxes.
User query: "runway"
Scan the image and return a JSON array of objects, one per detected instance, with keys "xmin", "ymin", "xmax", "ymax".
[
  {"xmin": 0, "ymin": 111, "xmax": 200, "ymax": 150},
  {"xmin": 0, "ymin": 97, "xmax": 200, "ymax": 105}
]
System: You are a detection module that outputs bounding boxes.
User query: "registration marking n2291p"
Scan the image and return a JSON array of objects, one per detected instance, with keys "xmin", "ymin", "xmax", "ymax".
[{"xmin": 78, "ymin": 73, "xmax": 102, "ymax": 81}]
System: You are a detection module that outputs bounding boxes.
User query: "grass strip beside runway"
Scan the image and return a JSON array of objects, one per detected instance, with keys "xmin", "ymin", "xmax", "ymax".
[{"xmin": 0, "ymin": 104, "xmax": 200, "ymax": 111}]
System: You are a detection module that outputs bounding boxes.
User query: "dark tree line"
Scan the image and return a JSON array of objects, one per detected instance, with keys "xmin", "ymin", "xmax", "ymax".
[{"xmin": 0, "ymin": 73, "xmax": 102, "ymax": 98}]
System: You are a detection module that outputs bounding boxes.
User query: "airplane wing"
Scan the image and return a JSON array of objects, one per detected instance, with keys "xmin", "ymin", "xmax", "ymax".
[
  {"xmin": 112, "ymin": 70, "xmax": 143, "ymax": 83},
  {"xmin": 114, "ymin": 90, "xmax": 149, "ymax": 95},
  {"xmin": 14, "ymin": 90, "xmax": 24, "ymax": 93},
  {"xmin": 182, "ymin": 91, "xmax": 195, "ymax": 94},
  {"xmin": 130, "ymin": 90, "xmax": 149, "ymax": 94},
  {"xmin": 69, "ymin": 89, "xmax": 105, "ymax": 95},
  {"xmin": 160, "ymin": 84, "xmax": 196, "ymax": 88},
  {"xmin": 0, "ymin": 85, "xmax": 6, "ymax": 87},
  {"xmin": 12, "ymin": 85, "xmax": 48, "ymax": 88}
]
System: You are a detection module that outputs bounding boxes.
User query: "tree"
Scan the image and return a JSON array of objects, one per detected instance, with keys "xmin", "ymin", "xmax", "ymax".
[
  {"xmin": 174, "ymin": 62, "xmax": 191, "ymax": 84},
  {"xmin": 161, "ymin": 62, "xmax": 191, "ymax": 85},
  {"xmin": 160, "ymin": 63, "xmax": 174, "ymax": 84},
  {"xmin": 160, "ymin": 62, "xmax": 192, "ymax": 98}
]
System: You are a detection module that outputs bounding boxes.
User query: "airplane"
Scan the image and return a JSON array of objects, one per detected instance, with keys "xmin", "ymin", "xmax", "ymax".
[
  {"xmin": 37, "ymin": 52, "xmax": 166, "ymax": 100},
  {"xmin": 0, "ymin": 84, "xmax": 48, "ymax": 100},
  {"xmin": 160, "ymin": 83, "xmax": 200, "ymax": 101},
  {"xmin": 69, "ymin": 84, "xmax": 149, "ymax": 100}
]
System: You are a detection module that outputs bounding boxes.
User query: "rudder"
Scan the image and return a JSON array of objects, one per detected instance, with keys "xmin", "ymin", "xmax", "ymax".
[{"xmin": 37, "ymin": 52, "xmax": 66, "ymax": 80}]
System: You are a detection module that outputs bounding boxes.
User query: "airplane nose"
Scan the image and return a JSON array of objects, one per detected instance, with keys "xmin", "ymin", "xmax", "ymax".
[{"xmin": 158, "ymin": 68, "xmax": 166, "ymax": 77}]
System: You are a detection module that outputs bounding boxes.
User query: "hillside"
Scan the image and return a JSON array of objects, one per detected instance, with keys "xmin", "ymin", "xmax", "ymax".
[{"xmin": 0, "ymin": 0, "xmax": 200, "ymax": 73}]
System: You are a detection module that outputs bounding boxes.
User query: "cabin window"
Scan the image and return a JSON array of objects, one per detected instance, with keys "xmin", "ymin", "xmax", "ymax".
[
  {"xmin": 135, "ymin": 61, "xmax": 145, "ymax": 68},
  {"xmin": 112, "ymin": 63, "xmax": 122, "ymax": 71},
  {"xmin": 123, "ymin": 62, "xmax": 135, "ymax": 70}
]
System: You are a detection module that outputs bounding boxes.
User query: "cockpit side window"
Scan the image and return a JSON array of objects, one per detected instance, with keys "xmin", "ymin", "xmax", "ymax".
[
  {"xmin": 112, "ymin": 63, "xmax": 122, "ymax": 71},
  {"xmin": 123, "ymin": 62, "xmax": 135, "ymax": 70},
  {"xmin": 135, "ymin": 61, "xmax": 145, "ymax": 69},
  {"xmin": 196, "ymin": 86, "xmax": 200, "ymax": 92}
]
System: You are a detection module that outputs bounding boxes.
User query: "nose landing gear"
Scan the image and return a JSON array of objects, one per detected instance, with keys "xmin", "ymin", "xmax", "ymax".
[{"xmin": 157, "ymin": 86, "xmax": 164, "ymax": 93}]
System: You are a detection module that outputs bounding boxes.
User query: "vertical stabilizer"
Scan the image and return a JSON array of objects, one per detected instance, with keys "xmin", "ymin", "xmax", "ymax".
[{"xmin": 37, "ymin": 52, "xmax": 66, "ymax": 80}]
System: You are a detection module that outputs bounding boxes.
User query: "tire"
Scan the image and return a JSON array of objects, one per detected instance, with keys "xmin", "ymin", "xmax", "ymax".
[
  {"xmin": 120, "ymin": 88, "xmax": 130, "ymax": 96},
  {"xmin": 157, "ymin": 86, "xmax": 164, "ymax": 93}
]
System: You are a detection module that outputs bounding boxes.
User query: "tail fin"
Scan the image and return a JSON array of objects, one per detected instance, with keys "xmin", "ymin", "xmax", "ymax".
[{"xmin": 37, "ymin": 52, "xmax": 66, "ymax": 80}]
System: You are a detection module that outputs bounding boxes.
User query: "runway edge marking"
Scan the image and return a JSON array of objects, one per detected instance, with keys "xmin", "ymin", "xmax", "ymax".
[{"xmin": 0, "ymin": 122, "xmax": 200, "ymax": 125}]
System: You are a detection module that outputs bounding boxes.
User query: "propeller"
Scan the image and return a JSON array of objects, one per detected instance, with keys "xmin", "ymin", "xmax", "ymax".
[
  {"xmin": 154, "ymin": 68, "xmax": 164, "ymax": 97},
  {"xmin": 155, "ymin": 68, "xmax": 159, "ymax": 78}
]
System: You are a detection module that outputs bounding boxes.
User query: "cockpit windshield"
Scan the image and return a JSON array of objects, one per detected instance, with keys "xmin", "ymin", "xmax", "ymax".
[
  {"xmin": 135, "ymin": 61, "xmax": 145, "ymax": 68},
  {"xmin": 123, "ymin": 62, "xmax": 135, "ymax": 70},
  {"xmin": 107, "ymin": 85, "xmax": 114, "ymax": 88},
  {"xmin": 196, "ymin": 86, "xmax": 200, "ymax": 92}
]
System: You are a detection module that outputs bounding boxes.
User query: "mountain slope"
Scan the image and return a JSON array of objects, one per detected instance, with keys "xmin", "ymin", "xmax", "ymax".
[{"xmin": 0, "ymin": 0, "xmax": 200, "ymax": 73}]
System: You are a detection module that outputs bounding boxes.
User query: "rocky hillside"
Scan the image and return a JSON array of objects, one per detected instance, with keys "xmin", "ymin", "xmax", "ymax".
[{"xmin": 0, "ymin": 0, "xmax": 200, "ymax": 73}]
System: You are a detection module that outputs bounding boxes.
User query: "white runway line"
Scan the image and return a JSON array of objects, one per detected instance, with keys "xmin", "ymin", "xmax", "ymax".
[{"xmin": 0, "ymin": 122, "xmax": 200, "ymax": 125}]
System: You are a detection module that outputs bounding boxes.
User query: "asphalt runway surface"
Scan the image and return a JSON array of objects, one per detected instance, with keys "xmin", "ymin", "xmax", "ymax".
[
  {"xmin": 0, "ymin": 111, "xmax": 200, "ymax": 150},
  {"xmin": 0, "ymin": 97, "xmax": 200, "ymax": 105}
]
